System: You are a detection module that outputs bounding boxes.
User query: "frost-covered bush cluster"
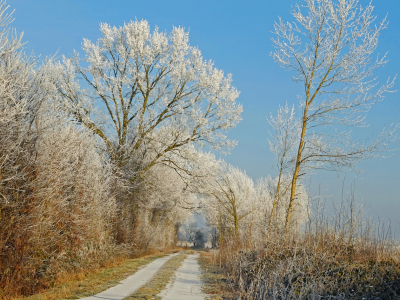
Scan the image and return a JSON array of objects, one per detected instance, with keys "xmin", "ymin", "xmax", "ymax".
[
  {"xmin": 211, "ymin": 196, "xmax": 400, "ymax": 299},
  {"xmin": 0, "ymin": 12, "xmax": 117, "ymax": 295},
  {"xmin": 195, "ymin": 158, "xmax": 309, "ymax": 248}
]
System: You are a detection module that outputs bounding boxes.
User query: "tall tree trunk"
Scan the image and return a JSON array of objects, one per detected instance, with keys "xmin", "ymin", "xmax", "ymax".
[{"xmin": 285, "ymin": 105, "xmax": 309, "ymax": 233}]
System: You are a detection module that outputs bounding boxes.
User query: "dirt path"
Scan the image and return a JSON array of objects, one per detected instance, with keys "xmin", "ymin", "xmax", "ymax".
[
  {"xmin": 159, "ymin": 253, "xmax": 206, "ymax": 300},
  {"xmin": 79, "ymin": 252, "xmax": 179, "ymax": 300}
]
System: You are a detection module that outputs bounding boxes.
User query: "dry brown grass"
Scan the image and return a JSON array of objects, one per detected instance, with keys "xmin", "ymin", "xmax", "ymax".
[
  {"xmin": 198, "ymin": 250, "xmax": 238, "ymax": 300},
  {"xmin": 9, "ymin": 250, "xmax": 176, "ymax": 300},
  {"xmin": 125, "ymin": 251, "xmax": 189, "ymax": 300},
  {"xmin": 221, "ymin": 236, "xmax": 400, "ymax": 299},
  {"xmin": 206, "ymin": 198, "xmax": 400, "ymax": 299}
]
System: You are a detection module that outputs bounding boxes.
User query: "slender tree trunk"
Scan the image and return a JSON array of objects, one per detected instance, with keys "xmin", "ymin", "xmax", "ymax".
[
  {"xmin": 285, "ymin": 105, "xmax": 309, "ymax": 233},
  {"xmin": 234, "ymin": 212, "xmax": 239, "ymax": 234},
  {"xmin": 269, "ymin": 169, "xmax": 283, "ymax": 229},
  {"xmin": 218, "ymin": 215, "xmax": 223, "ymax": 247},
  {"xmin": 231, "ymin": 199, "xmax": 239, "ymax": 235}
]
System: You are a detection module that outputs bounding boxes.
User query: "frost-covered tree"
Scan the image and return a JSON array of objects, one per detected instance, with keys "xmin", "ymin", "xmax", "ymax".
[
  {"xmin": 271, "ymin": 0, "xmax": 397, "ymax": 231},
  {"xmin": 0, "ymin": 7, "xmax": 46, "ymax": 206},
  {"xmin": 32, "ymin": 120, "xmax": 117, "ymax": 249},
  {"xmin": 267, "ymin": 103, "xmax": 301, "ymax": 228},
  {"xmin": 123, "ymin": 162, "xmax": 195, "ymax": 249},
  {"xmin": 0, "ymin": 45, "xmax": 117, "ymax": 293},
  {"xmin": 0, "ymin": 2, "xmax": 120, "ymax": 292},
  {"xmin": 255, "ymin": 176, "xmax": 308, "ymax": 236},
  {"xmin": 54, "ymin": 20, "xmax": 242, "ymax": 178},
  {"xmin": 0, "ymin": 1, "xmax": 53, "ymax": 217},
  {"xmin": 207, "ymin": 164, "xmax": 255, "ymax": 235}
]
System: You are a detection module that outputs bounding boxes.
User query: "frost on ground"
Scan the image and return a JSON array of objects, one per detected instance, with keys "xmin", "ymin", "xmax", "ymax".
[{"xmin": 159, "ymin": 253, "xmax": 206, "ymax": 300}]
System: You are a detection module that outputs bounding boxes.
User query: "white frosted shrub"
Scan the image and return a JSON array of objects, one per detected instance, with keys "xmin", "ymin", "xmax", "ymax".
[
  {"xmin": 31, "ymin": 121, "xmax": 117, "ymax": 250},
  {"xmin": 128, "ymin": 163, "xmax": 193, "ymax": 251},
  {"xmin": 255, "ymin": 176, "xmax": 309, "ymax": 235},
  {"xmin": 0, "ymin": 2, "xmax": 119, "ymax": 291}
]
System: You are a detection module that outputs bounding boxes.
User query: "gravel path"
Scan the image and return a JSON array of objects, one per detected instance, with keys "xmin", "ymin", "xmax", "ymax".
[
  {"xmin": 79, "ymin": 252, "xmax": 179, "ymax": 300},
  {"xmin": 159, "ymin": 253, "xmax": 206, "ymax": 300}
]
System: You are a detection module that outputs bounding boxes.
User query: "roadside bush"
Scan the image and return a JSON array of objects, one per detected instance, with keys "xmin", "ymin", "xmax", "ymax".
[
  {"xmin": 0, "ymin": 7, "xmax": 119, "ymax": 294},
  {"xmin": 210, "ymin": 198, "xmax": 400, "ymax": 299}
]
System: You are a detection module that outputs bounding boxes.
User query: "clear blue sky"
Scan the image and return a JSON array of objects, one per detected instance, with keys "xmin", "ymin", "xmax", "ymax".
[{"xmin": 9, "ymin": 0, "xmax": 400, "ymax": 232}]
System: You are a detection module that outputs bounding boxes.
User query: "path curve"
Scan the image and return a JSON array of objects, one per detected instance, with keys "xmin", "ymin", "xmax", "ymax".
[
  {"xmin": 79, "ymin": 252, "xmax": 179, "ymax": 300},
  {"xmin": 159, "ymin": 253, "xmax": 206, "ymax": 300}
]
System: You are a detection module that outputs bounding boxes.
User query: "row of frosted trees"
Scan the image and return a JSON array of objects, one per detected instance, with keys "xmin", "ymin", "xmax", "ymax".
[
  {"xmin": 0, "ymin": 11, "xmax": 118, "ymax": 293},
  {"xmin": 0, "ymin": 1, "xmax": 308, "ymax": 293},
  {"xmin": 0, "ymin": 1, "xmax": 245, "ymax": 295},
  {"xmin": 2, "ymin": 0, "xmax": 394, "ymax": 296}
]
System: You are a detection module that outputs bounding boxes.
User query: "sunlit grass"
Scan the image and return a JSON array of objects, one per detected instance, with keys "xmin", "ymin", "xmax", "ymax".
[
  {"xmin": 124, "ymin": 251, "xmax": 189, "ymax": 300},
  {"xmin": 198, "ymin": 250, "xmax": 237, "ymax": 300},
  {"xmin": 13, "ymin": 252, "xmax": 170, "ymax": 300}
]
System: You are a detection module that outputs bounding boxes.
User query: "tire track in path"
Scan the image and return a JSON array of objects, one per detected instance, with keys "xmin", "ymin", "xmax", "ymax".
[
  {"xmin": 159, "ymin": 253, "xmax": 206, "ymax": 300},
  {"xmin": 79, "ymin": 252, "xmax": 179, "ymax": 300}
]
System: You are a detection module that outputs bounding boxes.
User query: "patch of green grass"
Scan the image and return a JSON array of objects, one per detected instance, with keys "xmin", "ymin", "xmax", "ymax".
[
  {"xmin": 198, "ymin": 251, "xmax": 237, "ymax": 300},
  {"xmin": 14, "ymin": 252, "xmax": 171, "ymax": 300},
  {"xmin": 124, "ymin": 252, "xmax": 188, "ymax": 300}
]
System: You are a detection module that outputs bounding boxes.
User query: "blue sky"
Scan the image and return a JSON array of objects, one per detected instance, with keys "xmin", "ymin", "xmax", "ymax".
[{"xmin": 9, "ymin": 0, "xmax": 400, "ymax": 232}]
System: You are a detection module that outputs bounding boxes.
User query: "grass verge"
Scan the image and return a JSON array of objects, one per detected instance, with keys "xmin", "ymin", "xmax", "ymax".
[
  {"xmin": 124, "ymin": 251, "xmax": 188, "ymax": 300},
  {"xmin": 13, "ymin": 251, "xmax": 176, "ymax": 300},
  {"xmin": 214, "ymin": 234, "xmax": 400, "ymax": 299},
  {"xmin": 198, "ymin": 250, "xmax": 237, "ymax": 300}
]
